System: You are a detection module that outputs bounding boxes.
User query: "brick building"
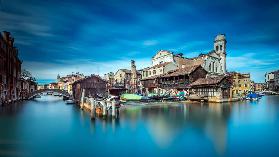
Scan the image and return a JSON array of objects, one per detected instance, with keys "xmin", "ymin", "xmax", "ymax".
[{"xmin": 0, "ymin": 31, "xmax": 22, "ymax": 105}]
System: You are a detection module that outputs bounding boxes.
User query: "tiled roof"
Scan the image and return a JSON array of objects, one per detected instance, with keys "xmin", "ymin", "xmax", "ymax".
[
  {"xmin": 143, "ymin": 62, "xmax": 173, "ymax": 70},
  {"xmin": 161, "ymin": 65, "xmax": 202, "ymax": 78},
  {"xmin": 190, "ymin": 76, "xmax": 225, "ymax": 86}
]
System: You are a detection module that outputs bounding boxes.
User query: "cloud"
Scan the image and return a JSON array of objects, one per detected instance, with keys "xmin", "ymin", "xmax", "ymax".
[
  {"xmin": 143, "ymin": 40, "xmax": 158, "ymax": 46},
  {"xmin": 1, "ymin": 0, "xmax": 279, "ymax": 83},
  {"xmin": 23, "ymin": 58, "xmax": 151, "ymax": 80}
]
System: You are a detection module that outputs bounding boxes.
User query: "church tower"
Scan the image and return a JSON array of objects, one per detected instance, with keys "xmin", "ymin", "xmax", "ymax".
[
  {"xmin": 130, "ymin": 60, "xmax": 138, "ymax": 93},
  {"xmin": 214, "ymin": 34, "xmax": 227, "ymax": 73}
]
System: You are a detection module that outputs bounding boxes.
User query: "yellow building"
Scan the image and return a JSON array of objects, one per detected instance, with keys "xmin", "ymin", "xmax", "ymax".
[
  {"xmin": 230, "ymin": 72, "xmax": 252, "ymax": 97},
  {"xmin": 57, "ymin": 73, "xmax": 84, "ymax": 95}
]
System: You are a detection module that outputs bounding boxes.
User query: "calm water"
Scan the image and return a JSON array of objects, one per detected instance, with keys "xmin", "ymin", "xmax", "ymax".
[{"xmin": 1, "ymin": 95, "xmax": 279, "ymax": 157}]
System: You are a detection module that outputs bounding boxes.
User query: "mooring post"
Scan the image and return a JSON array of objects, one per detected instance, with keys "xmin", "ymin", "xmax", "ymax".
[
  {"xmin": 101, "ymin": 100, "xmax": 107, "ymax": 117},
  {"xmin": 112, "ymin": 100, "xmax": 116, "ymax": 118},
  {"xmin": 106, "ymin": 99, "xmax": 112, "ymax": 115},
  {"xmin": 80, "ymin": 89, "xmax": 85, "ymax": 109},
  {"xmin": 89, "ymin": 98, "xmax": 96, "ymax": 120}
]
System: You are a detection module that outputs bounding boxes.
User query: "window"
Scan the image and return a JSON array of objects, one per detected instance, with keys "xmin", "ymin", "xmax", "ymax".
[
  {"xmin": 153, "ymin": 70, "xmax": 156, "ymax": 75},
  {"xmin": 149, "ymin": 71, "xmax": 151, "ymax": 75},
  {"xmin": 220, "ymin": 45, "xmax": 223, "ymax": 51},
  {"xmin": 216, "ymin": 45, "xmax": 219, "ymax": 51}
]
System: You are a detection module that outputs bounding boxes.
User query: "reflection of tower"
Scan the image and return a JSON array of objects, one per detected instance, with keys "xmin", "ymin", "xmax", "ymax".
[
  {"xmin": 214, "ymin": 34, "xmax": 227, "ymax": 74},
  {"xmin": 130, "ymin": 60, "xmax": 138, "ymax": 93}
]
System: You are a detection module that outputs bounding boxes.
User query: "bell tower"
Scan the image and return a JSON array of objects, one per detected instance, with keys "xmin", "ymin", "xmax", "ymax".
[
  {"xmin": 214, "ymin": 34, "xmax": 227, "ymax": 73},
  {"xmin": 130, "ymin": 60, "xmax": 138, "ymax": 93}
]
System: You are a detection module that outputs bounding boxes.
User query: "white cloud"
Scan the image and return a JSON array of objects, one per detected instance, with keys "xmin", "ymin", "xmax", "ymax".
[
  {"xmin": 23, "ymin": 58, "xmax": 151, "ymax": 80},
  {"xmin": 143, "ymin": 40, "xmax": 158, "ymax": 46}
]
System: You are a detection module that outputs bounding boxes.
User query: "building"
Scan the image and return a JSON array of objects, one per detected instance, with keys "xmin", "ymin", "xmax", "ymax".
[
  {"xmin": 113, "ymin": 69, "xmax": 141, "ymax": 89},
  {"xmin": 189, "ymin": 76, "xmax": 232, "ymax": 102},
  {"xmin": 156, "ymin": 65, "xmax": 208, "ymax": 94},
  {"xmin": 0, "ymin": 31, "xmax": 22, "ymax": 105},
  {"xmin": 20, "ymin": 79, "xmax": 37, "ymax": 100},
  {"xmin": 180, "ymin": 34, "xmax": 227, "ymax": 75},
  {"xmin": 229, "ymin": 72, "xmax": 252, "ymax": 97},
  {"xmin": 72, "ymin": 75, "xmax": 107, "ymax": 102},
  {"xmin": 130, "ymin": 60, "xmax": 139, "ymax": 93},
  {"xmin": 265, "ymin": 70, "xmax": 279, "ymax": 91},
  {"xmin": 104, "ymin": 72, "xmax": 114, "ymax": 88},
  {"xmin": 254, "ymin": 83, "xmax": 266, "ymax": 92},
  {"xmin": 48, "ymin": 82, "xmax": 58, "ymax": 89},
  {"xmin": 57, "ymin": 73, "xmax": 84, "ymax": 95}
]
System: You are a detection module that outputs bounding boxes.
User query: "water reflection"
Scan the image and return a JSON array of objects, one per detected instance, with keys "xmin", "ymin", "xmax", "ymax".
[
  {"xmin": 118, "ymin": 102, "xmax": 232, "ymax": 155},
  {"xmin": 1, "ymin": 95, "xmax": 279, "ymax": 157}
]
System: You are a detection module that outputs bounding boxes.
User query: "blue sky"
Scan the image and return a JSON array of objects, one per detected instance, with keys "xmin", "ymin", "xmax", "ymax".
[{"xmin": 1, "ymin": 0, "xmax": 279, "ymax": 83}]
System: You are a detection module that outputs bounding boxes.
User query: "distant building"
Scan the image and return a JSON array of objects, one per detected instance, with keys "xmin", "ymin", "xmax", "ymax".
[
  {"xmin": 0, "ymin": 31, "xmax": 22, "ymax": 104},
  {"xmin": 57, "ymin": 73, "xmax": 84, "ymax": 95},
  {"xmin": 72, "ymin": 75, "xmax": 107, "ymax": 102},
  {"xmin": 113, "ymin": 69, "xmax": 141, "ymax": 89},
  {"xmin": 104, "ymin": 72, "xmax": 114, "ymax": 88},
  {"xmin": 229, "ymin": 72, "xmax": 252, "ymax": 97},
  {"xmin": 254, "ymin": 83, "xmax": 266, "ymax": 92},
  {"xmin": 48, "ymin": 82, "xmax": 58, "ymax": 89},
  {"xmin": 265, "ymin": 70, "xmax": 279, "ymax": 91}
]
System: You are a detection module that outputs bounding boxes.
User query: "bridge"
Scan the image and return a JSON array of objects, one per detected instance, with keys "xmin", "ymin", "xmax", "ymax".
[{"xmin": 29, "ymin": 89, "xmax": 71, "ymax": 98}]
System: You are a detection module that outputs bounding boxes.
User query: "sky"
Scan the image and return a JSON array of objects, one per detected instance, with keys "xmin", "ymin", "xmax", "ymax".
[{"xmin": 1, "ymin": 0, "xmax": 279, "ymax": 83}]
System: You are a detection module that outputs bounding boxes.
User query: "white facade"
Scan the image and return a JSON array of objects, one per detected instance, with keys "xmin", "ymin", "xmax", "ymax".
[
  {"xmin": 198, "ymin": 34, "xmax": 227, "ymax": 74},
  {"xmin": 141, "ymin": 62, "xmax": 178, "ymax": 80},
  {"xmin": 152, "ymin": 50, "xmax": 175, "ymax": 66}
]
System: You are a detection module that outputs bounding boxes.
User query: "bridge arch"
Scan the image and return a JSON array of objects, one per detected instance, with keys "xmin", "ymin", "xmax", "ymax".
[{"xmin": 29, "ymin": 89, "xmax": 70, "ymax": 97}]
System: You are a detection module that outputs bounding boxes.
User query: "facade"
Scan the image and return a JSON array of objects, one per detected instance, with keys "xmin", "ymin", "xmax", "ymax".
[
  {"xmin": 72, "ymin": 75, "xmax": 107, "ymax": 102},
  {"xmin": 48, "ymin": 82, "xmax": 58, "ymax": 89},
  {"xmin": 254, "ymin": 83, "xmax": 266, "ymax": 92},
  {"xmin": 130, "ymin": 60, "xmax": 138, "ymax": 93},
  {"xmin": 189, "ymin": 76, "xmax": 232, "ymax": 102},
  {"xmin": 181, "ymin": 34, "xmax": 227, "ymax": 75},
  {"xmin": 20, "ymin": 79, "xmax": 37, "ymax": 99},
  {"xmin": 157, "ymin": 65, "xmax": 207, "ymax": 92},
  {"xmin": 265, "ymin": 70, "xmax": 279, "ymax": 91},
  {"xmin": 104, "ymin": 72, "xmax": 114, "ymax": 88},
  {"xmin": 141, "ymin": 62, "xmax": 178, "ymax": 80},
  {"xmin": 57, "ymin": 73, "xmax": 84, "ymax": 95},
  {"xmin": 229, "ymin": 72, "xmax": 252, "ymax": 97},
  {"xmin": 0, "ymin": 31, "xmax": 22, "ymax": 105}
]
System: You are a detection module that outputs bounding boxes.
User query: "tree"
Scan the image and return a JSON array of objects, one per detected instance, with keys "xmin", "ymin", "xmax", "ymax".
[{"xmin": 21, "ymin": 69, "xmax": 36, "ymax": 82}]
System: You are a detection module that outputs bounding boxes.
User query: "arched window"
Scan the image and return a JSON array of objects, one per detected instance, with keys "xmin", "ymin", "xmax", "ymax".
[
  {"xmin": 216, "ymin": 45, "xmax": 219, "ymax": 51},
  {"xmin": 220, "ymin": 45, "xmax": 223, "ymax": 51},
  {"xmin": 209, "ymin": 63, "xmax": 211, "ymax": 72}
]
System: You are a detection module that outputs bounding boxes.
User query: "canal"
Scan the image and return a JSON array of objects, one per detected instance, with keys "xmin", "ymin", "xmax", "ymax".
[{"xmin": 1, "ymin": 95, "xmax": 279, "ymax": 157}]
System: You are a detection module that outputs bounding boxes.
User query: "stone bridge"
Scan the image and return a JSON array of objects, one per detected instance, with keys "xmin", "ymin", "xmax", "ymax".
[{"xmin": 29, "ymin": 89, "xmax": 70, "ymax": 97}]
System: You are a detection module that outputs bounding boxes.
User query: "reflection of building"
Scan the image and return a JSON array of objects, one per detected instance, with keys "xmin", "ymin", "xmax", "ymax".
[
  {"xmin": 72, "ymin": 75, "xmax": 107, "ymax": 102},
  {"xmin": 229, "ymin": 72, "xmax": 252, "ymax": 97},
  {"xmin": 0, "ymin": 31, "xmax": 22, "ymax": 104},
  {"xmin": 57, "ymin": 73, "xmax": 84, "ymax": 95},
  {"xmin": 265, "ymin": 70, "xmax": 279, "ymax": 91}
]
